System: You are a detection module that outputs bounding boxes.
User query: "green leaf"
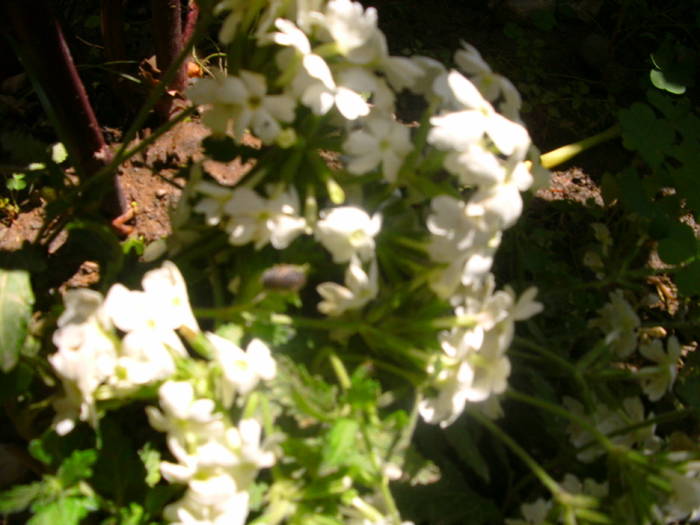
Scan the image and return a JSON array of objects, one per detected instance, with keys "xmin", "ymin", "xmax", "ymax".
[
  {"xmin": 144, "ymin": 484, "xmax": 183, "ymax": 517},
  {"xmin": 676, "ymin": 376, "xmax": 700, "ymax": 411},
  {"xmin": 0, "ymin": 482, "xmax": 42, "ymax": 513},
  {"xmin": 0, "ymin": 268, "xmax": 34, "ymax": 372},
  {"xmin": 393, "ymin": 463, "xmax": 500, "ymax": 524},
  {"xmin": 657, "ymin": 222, "xmax": 696, "ymax": 265},
  {"xmin": 320, "ymin": 418, "xmax": 359, "ymax": 471},
  {"xmin": 28, "ymin": 496, "xmax": 95, "ymax": 525},
  {"xmin": 676, "ymin": 259, "xmax": 700, "ymax": 296},
  {"xmin": 618, "ymin": 103, "xmax": 675, "ymax": 169},
  {"xmin": 92, "ymin": 417, "xmax": 147, "ymax": 503},
  {"xmin": 7, "ymin": 173, "xmax": 27, "ymax": 191},
  {"xmin": 50, "ymin": 143, "xmax": 68, "ymax": 164},
  {"xmin": 0, "ymin": 362, "xmax": 34, "ymax": 402},
  {"xmin": 57, "ymin": 450, "xmax": 98, "ymax": 486},
  {"xmin": 650, "ymin": 69, "xmax": 686, "ymax": 95},
  {"xmin": 443, "ymin": 422, "xmax": 490, "ymax": 483},
  {"xmin": 139, "ymin": 443, "xmax": 162, "ymax": 487},
  {"xmin": 29, "ymin": 428, "xmax": 95, "ymax": 468},
  {"xmin": 617, "ymin": 169, "xmax": 651, "ymax": 217}
]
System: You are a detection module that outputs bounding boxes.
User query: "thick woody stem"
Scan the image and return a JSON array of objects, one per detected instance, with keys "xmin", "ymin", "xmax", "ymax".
[
  {"xmin": 151, "ymin": 0, "xmax": 187, "ymax": 118},
  {"xmin": 182, "ymin": 0, "xmax": 200, "ymax": 45},
  {"xmin": 100, "ymin": 0, "xmax": 127, "ymax": 65},
  {"xmin": 5, "ymin": 0, "xmax": 112, "ymax": 178}
]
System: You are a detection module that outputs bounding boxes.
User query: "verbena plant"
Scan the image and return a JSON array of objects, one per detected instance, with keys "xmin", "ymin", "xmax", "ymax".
[{"xmin": 2, "ymin": 1, "xmax": 700, "ymax": 524}]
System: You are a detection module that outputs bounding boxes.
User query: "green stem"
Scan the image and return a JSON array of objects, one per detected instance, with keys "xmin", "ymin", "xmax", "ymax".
[
  {"xmin": 505, "ymin": 389, "xmax": 614, "ymax": 453},
  {"xmin": 328, "ymin": 352, "xmax": 351, "ymax": 391},
  {"xmin": 471, "ymin": 410, "xmax": 562, "ymax": 497},
  {"xmin": 539, "ymin": 125, "xmax": 621, "ymax": 169},
  {"xmin": 385, "ymin": 391, "xmax": 421, "ymax": 465},
  {"xmin": 359, "ymin": 418, "xmax": 401, "ymax": 523}
]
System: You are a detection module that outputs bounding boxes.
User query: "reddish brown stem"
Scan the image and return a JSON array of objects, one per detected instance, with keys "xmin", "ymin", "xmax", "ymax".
[
  {"xmin": 151, "ymin": 0, "xmax": 187, "ymax": 118},
  {"xmin": 5, "ymin": 0, "xmax": 131, "ymax": 232},
  {"xmin": 5, "ymin": 0, "xmax": 112, "ymax": 178},
  {"xmin": 100, "ymin": 0, "xmax": 127, "ymax": 64},
  {"xmin": 182, "ymin": 0, "xmax": 200, "ymax": 45}
]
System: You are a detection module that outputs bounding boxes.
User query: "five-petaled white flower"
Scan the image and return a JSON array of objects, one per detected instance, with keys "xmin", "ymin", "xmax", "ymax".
[
  {"xmin": 343, "ymin": 117, "xmax": 412, "ymax": 183},
  {"xmin": 315, "ymin": 206, "xmax": 382, "ymax": 263}
]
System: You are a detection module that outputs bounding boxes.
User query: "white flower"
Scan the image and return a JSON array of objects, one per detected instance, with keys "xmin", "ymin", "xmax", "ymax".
[
  {"xmin": 638, "ymin": 336, "xmax": 681, "ymax": 401},
  {"xmin": 104, "ymin": 262, "xmax": 198, "ymax": 336},
  {"xmin": 223, "ymin": 186, "xmax": 307, "ymax": 249},
  {"xmin": 270, "ymin": 17, "xmax": 373, "ymax": 120},
  {"xmin": 163, "ymin": 485, "xmax": 250, "ymax": 525},
  {"xmin": 270, "ymin": 18, "xmax": 312, "ymax": 54},
  {"xmin": 146, "ymin": 381, "xmax": 223, "ymax": 439},
  {"xmin": 563, "ymin": 396, "xmax": 660, "ymax": 463},
  {"xmin": 410, "ymin": 55, "xmax": 447, "ymax": 97},
  {"xmin": 56, "ymin": 288, "xmax": 110, "ymax": 328},
  {"xmin": 207, "ymin": 334, "xmax": 277, "ymax": 407},
  {"xmin": 317, "ymin": 256, "xmax": 378, "ymax": 315},
  {"xmin": 108, "ymin": 329, "xmax": 181, "ymax": 392},
  {"xmin": 589, "ymin": 290, "xmax": 640, "ymax": 358},
  {"xmin": 233, "ymin": 418, "xmax": 276, "ymax": 470},
  {"xmin": 315, "ymin": 206, "xmax": 381, "ymax": 263},
  {"xmin": 320, "ymin": 0, "xmax": 381, "ymax": 64},
  {"xmin": 505, "ymin": 498, "xmax": 552, "ymax": 525},
  {"xmin": 232, "ymin": 71, "xmax": 297, "ymax": 143},
  {"xmin": 420, "ymin": 322, "xmax": 513, "ymax": 427},
  {"xmin": 454, "ymin": 41, "xmax": 523, "ymax": 118},
  {"xmin": 50, "ymin": 289, "xmax": 117, "ymax": 433},
  {"xmin": 194, "ymin": 181, "xmax": 235, "ymax": 226},
  {"xmin": 560, "ymin": 473, "xmax": 609, "ymax": 499},
  {"xmin": 430, "ymin": 71, "xmax": 530, "ymax": 159},
  {"xmin": 141, "ymin": 261, "xmax": 200, "ymax": 334},
  {"xmin": 465, "ymin": 180, "xmax": 524, "ymax": 230},
  {"xmin": 343, "ymin": 116, "xmax": 412, "ymax": 183},
  {"xmin": 663, "ymin": 468, "xmax": 700, "ymax": 522},
  {"xmin": 418, "ymin": 359, "xmax": 476, "ymax": 427},
  {"xmin": 295, "ymin": 61, "xmax": 371, "ymax": 120},
  {"xmin": 187, "ymin": 71, "xmax": 295, "ymax": 143}
]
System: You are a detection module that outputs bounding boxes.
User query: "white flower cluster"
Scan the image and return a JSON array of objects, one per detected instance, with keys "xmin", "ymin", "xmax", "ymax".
[
  {"xmin": 50, "ymin": 261, "xmax": 199, "ymax": 435},
  {"xmin": 185, "ymin": 0, "xmax": 546, "ymax": 428},
  {"xmin": 589, "ymin": 290, "xmax": 640, "ymax": 358},
  {"xmin": 563, "ymin": 396, "xmax": 661, "ymax": 463},
  {"xmin": 147, "ymin": 381, "xmax": 275, "ymax": 525},
  {"xmin": 195, "ymin": 178, "xmax": 382, "ymax": 316},
  {"xmin": 51, "ymin": 261, "xmax": 278, "ymax": 525},
  {"xmin": 419, "ymin": 277, "xmax": 542, "ymax": 427},
  {"xmin": 660, "ymin": 454, "xmax": 700, "ymax": 523},
  {"xmin": 590, "ymin": 290, "xmax": 681, "ymax": 401}
]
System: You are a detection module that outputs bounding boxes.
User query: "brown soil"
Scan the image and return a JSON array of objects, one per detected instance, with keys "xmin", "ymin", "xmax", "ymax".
[{"xmin": 0, "ymin": 120, "xmax": 258, "ymax": 288}]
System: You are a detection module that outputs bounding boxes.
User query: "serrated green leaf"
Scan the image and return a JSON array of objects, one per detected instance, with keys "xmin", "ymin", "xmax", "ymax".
[
  {"xmin": 320, "ymin": 418, "xmax": 359, "ymax": 471},
  {"xmin": 28, "ymin": 496, "xmax": 95, "ymax": 525},
  {"xmin": 139, "ymin": 443, "xmax": 161, "ymax": 487},
  {"xmin": 617, "ymin": 169, "xmax": 651, "ymax": 217},
  {"xmin": 657, "ymin": 222, "xmax": 696, "ymax": 265},
  {"xmin": 618, "ymin": 103, "xmax": 675, "ymax": 169},
  {"xmin": 0, "ymin": 268, "xmax": 34, "ymax": 372},
  {"xmin": 58, "ymin": 450, "xmax": 97, "ymax": 486},
  {"xmin": 0, "ymin": 482, "xmax": 42, "ymax": 513}
]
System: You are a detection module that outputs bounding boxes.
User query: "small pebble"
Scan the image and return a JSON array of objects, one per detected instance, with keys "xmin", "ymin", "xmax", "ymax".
[{"xmin": 156, "ymin": 188, "xmax": 168, "ymax": 199}]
